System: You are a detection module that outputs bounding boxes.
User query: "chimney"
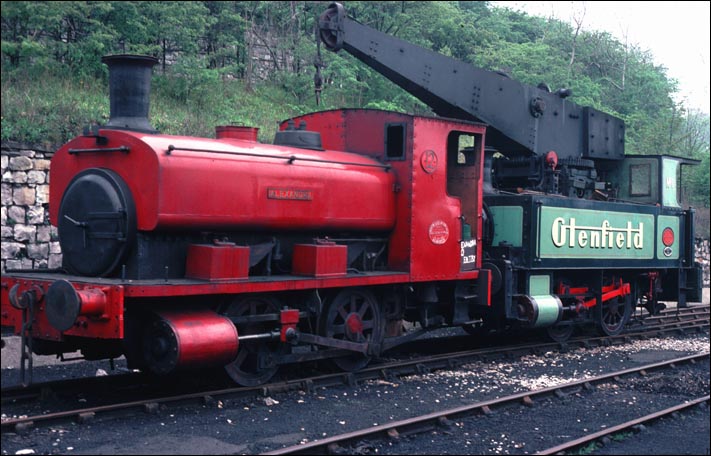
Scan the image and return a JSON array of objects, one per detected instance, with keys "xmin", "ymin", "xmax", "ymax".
[{"xmin": 101, "ymin": 54, "xmax": 158, "ymax": 133}]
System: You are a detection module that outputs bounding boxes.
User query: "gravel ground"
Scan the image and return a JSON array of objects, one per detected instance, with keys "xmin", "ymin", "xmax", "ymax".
[{"xmin": 2, "ymin": 296, "xmax": 709, "ymax": 455}]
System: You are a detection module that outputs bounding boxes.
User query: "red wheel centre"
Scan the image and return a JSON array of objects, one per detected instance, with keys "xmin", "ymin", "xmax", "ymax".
[{"xmin": 345, "ymin": 313, "xmax": 363, "ymax": 338}]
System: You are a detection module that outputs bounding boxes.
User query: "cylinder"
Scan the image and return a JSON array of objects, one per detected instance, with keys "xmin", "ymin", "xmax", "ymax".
[
  {"xmin": 144, "ymin": 310, "xmax": 239, "ymax": 374},
  {"xmin": 517, "ymin": 294, "xmax": 563, "ymax": 328}
]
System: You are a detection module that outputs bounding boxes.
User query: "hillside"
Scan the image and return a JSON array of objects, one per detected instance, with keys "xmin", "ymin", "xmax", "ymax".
[{"xmin": 1, "ymin": 1, "xmax": 708, "ymax": 226}]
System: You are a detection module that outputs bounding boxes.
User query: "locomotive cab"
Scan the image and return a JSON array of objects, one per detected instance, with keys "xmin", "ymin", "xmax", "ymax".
[
  {"xmin": 604, "ymin": 154, "xmax": 700, "ymax": 208},
  {"xmin": 285, "ymin": 109, "xmax": 488, "ymax": 282}
]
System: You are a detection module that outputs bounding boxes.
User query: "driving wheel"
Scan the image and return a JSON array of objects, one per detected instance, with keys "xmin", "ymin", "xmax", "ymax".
[
  {"xmin": 320, "ymin": 288, "xmax": 384, "ymax": 372},
  {"xmin": 220, "ymin": 295, "xmax": 285, "ymax": 386},
  {"xmin": 597, "ymin": 293, "xmax": 632, "ymax": 336},
  {"xmin": 546, "ymin": 322, "xmax": 574, "ymax": 343}
]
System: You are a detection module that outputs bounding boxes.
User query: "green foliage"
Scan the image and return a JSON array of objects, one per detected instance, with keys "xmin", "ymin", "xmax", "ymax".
[
  {"xmin": 1, "ymin": 65, "xmax": 108, "ymax": 148},
  {"xmin": 1, "ymin": 0, "xmax": 708, "ymax": 217},
  {"xmin": 1, "ymin": 1, "xmax": 119, "ymax": 78},
  {"xmin": 572, "ymin": 441, "xmax": 600, "ymax": 455},
  {"xmin": 138, "ymin": 1, "xmax": 213, "ymax": 72},
  {"xmin": 203, "ymin": 1, "xmax": 248, "ymax": 74},
  {"xmin": 681, "ymin": 112, "xmax": 711, "ymax": 210},
  {"xmin": 363, "ymin": 99, "xmax": 406, "ymax": 112}
]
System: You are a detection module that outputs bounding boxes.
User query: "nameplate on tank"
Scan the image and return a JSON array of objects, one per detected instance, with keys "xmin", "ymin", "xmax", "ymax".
[
  {"xmin": 267, "ymin": 188, "xmax": 313, "ymax": 201},
  {"xmin": 538, "ymin": 207, "xmax": 654, "ymax": 260}
]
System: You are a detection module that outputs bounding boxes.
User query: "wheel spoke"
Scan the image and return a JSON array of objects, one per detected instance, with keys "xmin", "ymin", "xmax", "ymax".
[
  {"xmin": 330, "ymin": 323, "xmax": 345, "ymax": 336},
  {"xmin": 234, "ymin": 348, "xmax": 247, "ymax": 364},
  {"xmin": 358, "ymin": 303, "xmax": 370, "ymax": 318}
]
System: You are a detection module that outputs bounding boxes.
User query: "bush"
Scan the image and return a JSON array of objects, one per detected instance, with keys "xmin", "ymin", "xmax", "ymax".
[{"xmin": 1, "ymin": 64, "xmax": 307, "ymax": 148}]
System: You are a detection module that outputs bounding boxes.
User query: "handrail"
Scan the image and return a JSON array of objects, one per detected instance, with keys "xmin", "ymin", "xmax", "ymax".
[{"xmin": 165, "ymin": 145, "xmax": 391, "ymax": 171}]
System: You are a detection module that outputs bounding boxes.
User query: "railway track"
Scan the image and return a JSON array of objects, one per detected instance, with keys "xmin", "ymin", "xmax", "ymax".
[
  {"xmin": 261, "ymin": 352, "xmax": 710, "ymax": 455},
  {"xmin": 3, "ymin": 304, "xmax": 706, "ymax": 401},
  {"xmin": 536, "ymin": 395, "xmax": 710, "ymax": 455},
  {"xmin": 1, "ymin": 305, "xmax": 708, "ymax": 435}
]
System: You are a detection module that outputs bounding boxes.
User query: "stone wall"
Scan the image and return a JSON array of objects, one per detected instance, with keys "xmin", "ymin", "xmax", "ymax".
[
  {"xmin": 1, "ymin": 142, "xmax": 710, "ymax": 287},
  {"xmin": 1, "ymin": 142, "xmax": 61, "ymax": 272},
  {"xmin": 697, "ymin": 238, "xmax": 710, "ymax": 287}
]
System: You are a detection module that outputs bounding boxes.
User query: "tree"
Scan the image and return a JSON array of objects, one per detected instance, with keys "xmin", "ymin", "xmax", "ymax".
[
  {"xmin": 1, "ymin": 0, "xmax": 707, "ymax": 201},
  {"xmin": 203, "ymin": 1, "xmax": 248, "ymax": 75},
  {"xmin": 139, "ymin": 1, "xmax": 212, "ymax": 73},
  {"xmin": 1, "ymin": 1, "xmax": 117, "ymax": 77}
]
